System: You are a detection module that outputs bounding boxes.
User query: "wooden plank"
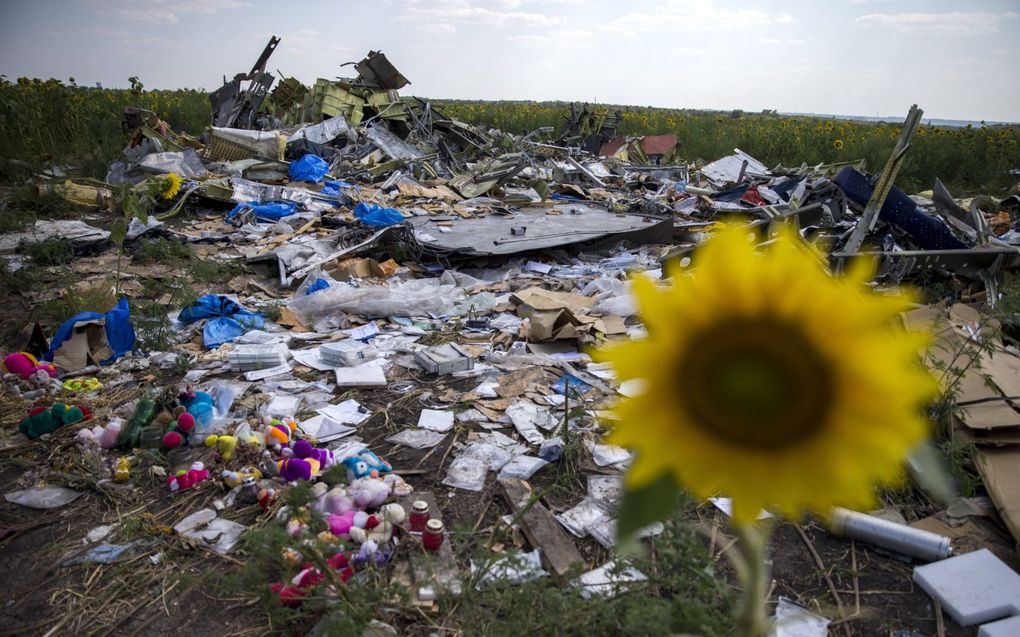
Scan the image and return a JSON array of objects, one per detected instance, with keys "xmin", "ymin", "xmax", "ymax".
[
  {"xmin": 397, "ymin": 492, "xmax": 461, "ymax": 600},
  {"xmin": 975, "ymin": 447, "xmax": 1020, "ymax": 546},
  {"xmin": 498, "ymin": 478, "xmax": 584, "ymax": 579}
]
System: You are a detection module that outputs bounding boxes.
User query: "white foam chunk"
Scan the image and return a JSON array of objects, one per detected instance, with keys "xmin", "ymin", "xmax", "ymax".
[{"xmin": 913, "ymin": 549, "xmax": 1020, "ymax": 626}]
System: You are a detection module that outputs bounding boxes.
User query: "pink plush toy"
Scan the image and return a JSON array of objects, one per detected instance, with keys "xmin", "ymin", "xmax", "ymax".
[
  {"xmin": 312, "ymin": 484, "xmax": 354, "ymax": 516},
  {"xmin": 77, "ymin": 418, "xmax": 124, "ymax": 449},
  {"xmin": 167, "ymin": 462, "xmax": 209, "ymax": 492},
  {"xmin": 347, "ymin": 476, "xmax": 391, "ymax": 509},
  {"xmin": 326, "ymin": 510, "xmax": 360, "ymax": 538},
  {"xmin": 3, "ymin": 352, "xmax": 57, "ymax": 380}
]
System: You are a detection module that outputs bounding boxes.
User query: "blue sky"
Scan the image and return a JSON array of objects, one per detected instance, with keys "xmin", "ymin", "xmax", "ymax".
[{"xmin": 1, "ymin": 0, "xmax": 1018, "ymax": 121}]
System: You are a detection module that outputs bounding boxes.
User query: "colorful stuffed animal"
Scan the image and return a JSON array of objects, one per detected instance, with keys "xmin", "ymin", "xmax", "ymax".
[
  {"xmin": 3, "ymin": 352, "xmax": 57, "ymax": 380},
  {"xmin": 162, "ymin": 413, "xmax": 195, "ymax": 449},
  {"xmin": 77, "ymin": 417, "xmax": 124, "ymax": 449},
  {"xmin": 205, "ymin": 434, "xmax": 238, "ymax": 461},
  {"xmin": 292, "ymin": 439, "xmax": 333, "ymax": 470},
  {"xmin": 383, "ymin": 473, "xmax": 413, "ymax": 498},
  {"xmin": 349, "ymin": 503, "xmax": 406, "ymax": 545},
  {"xmin": 341, "ymin": 449, "xmax": 392, "ymax": 481},
  {"xmin": 178, "ymin": 386, "xmax": 215, "ymax": 428},
  {"xmin": 264, "ymin": 417, "xmax": 296, "ymax": 449},
  {"xmin": 312, "ymin": 484, "xmax": 354, "ymax": 516},
  {"xmin": 347, "ymin": 476, "xmax": 391, "ymax": 509},
  {"xmin": 352, "ymin": 539, "xmax": 393, "ymax": 568},
  {"xmin": 269, "ymin": 552, "xmax": 352, "ymax": 607},
  {"xmin": 221, "ymin": 467, "xmax": 262, "ymax": 489},
  {"xmin": 167, "ymin": 462, "xmax": 209, "ymax": 492},
  {"xmin": 19, "ymin": 403, "xmax": 91, "ymax": 439},
  {"xmin": 277, "ymin": 456, "xmax": 320, "ymax": 482},
  {"xmin": 114, "ymin": 457, "xmax": 132, "ymax": 481}
]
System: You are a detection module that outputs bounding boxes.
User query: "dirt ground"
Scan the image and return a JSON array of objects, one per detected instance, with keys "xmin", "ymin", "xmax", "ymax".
[{"xmin": 0, "ymin": 215, "xmax": 1013, "ymax": 636}]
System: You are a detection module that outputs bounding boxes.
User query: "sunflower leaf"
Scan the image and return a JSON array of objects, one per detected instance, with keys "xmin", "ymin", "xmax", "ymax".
[
  {"xmin": 109, "ymin": 219, "xmax": 127, "ymax": 248},
  {"xmin": 616, "ymin": 473, "xmax": 679, "ymax": 551}
]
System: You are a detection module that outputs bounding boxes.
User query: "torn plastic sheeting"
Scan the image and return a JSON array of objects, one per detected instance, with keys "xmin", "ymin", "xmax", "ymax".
[
  {"xmin": 289, "ymin": 154, "xmax": 329, "ymax": 183},
  {"xmin": 366, "ymin": 123, "xmax": 424, "ymax": 161},
  {"xmin": 576, "ymin": 560, "xmax": 647, "ymax": 599},
  {"xmin": 177, "ymin": 295, "xmax": 264, "ymax": 348},
  {"xmin": 287, "ymin": 114, "xmax": 351, "ymax": 146},
  {"xmin": 44, "ymin": 297, "xmax": 136, "ymax": 369},
  {"xmin": 138, "ymin": 149, "xmax": 207, "ymax": 178},
  {"xmin": 354, "ymin": 202, "xmax": 404, "ymax": 227},
  {"xmin": 6, "ymin": 486, "xmax": 83, "ymax": 509},
  {"xmin": 226, "ymin": 201, "xmax": 298, "ymax": 223},
  {"xmin": 62, "ymin": 542, "xmax": 139, "ymax": 567},
  {"xmin": 470, "ymin": 550, "xmax": 547, "ymax": 589},
  {"xmin": 442, "ymin": 456, "xmax": 489, "ymax": 492},
  {"xmin": 287, "ymin": 278, "xmax": 464, "ymax": 322},
  {"xmin": 0, "ymin": 219, "xmax": 110, "ymax": 255}
]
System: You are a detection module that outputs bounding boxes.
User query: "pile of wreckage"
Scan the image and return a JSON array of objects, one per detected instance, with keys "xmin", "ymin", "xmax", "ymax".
[{"xmin": 6, "ymin": 37, "xmax": 1020, "ymax": 635}]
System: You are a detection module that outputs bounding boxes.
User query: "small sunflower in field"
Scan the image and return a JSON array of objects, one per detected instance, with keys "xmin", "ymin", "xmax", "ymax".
[
  {"xmin": 833, "ymin": 139, "xmax": 844, "ymax": 150},
  {"xmin": 161, "ymin": 172, "xmax": 182, "ymax": 200},
  {"xmin": 596, "ymin": 225, "xmax": 935, "ymax": 524}
]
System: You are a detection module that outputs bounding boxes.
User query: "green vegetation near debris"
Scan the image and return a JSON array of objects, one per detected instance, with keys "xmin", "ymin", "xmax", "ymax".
[
  {"xmin": 0, "ymin": 77, "xmax": 209, "ymax": 182},
  {"xmin": 432, "ymin": 100, "xmax": 1020, "ymax": 195},
  {"xmin": 0, "ymin": 79, "xmax": 1016, "ymax": 195}
]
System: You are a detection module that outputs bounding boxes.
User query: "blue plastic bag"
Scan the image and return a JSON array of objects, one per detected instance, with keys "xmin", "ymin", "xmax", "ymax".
[
  {"xmin": 289, "ymin": 154, "xmax": 329, "ymax": 183},
  {"xmin": 354, "ymin": 202, "xmax": 404, "ymax": 227},
  {"xmin": 304, "ymin": 278, "xmax": 330, "ymax": 295},
  {"xmin": 178, "ymin": 295, "xmax": 264, "ymax": 348},
  {"xmin": 44, "ymin": 298, "xmax": 136, "ymax": 365},
  {"xmin": 226, "ymin": 201, "xmax": 297, "ymax": 223}
]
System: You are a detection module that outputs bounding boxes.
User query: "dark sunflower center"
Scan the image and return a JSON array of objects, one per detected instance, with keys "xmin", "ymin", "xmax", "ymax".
[{"xmin": 675, "ymin": 318, "xmax": 834, "ymax": 449}]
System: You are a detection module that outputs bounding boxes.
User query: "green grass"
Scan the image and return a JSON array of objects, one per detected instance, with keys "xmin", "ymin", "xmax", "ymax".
[{"xmin": 18, "ymin": 237, "xmax": 75, "ymax": 266}]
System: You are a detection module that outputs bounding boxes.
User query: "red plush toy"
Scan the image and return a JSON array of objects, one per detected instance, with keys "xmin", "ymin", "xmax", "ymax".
[
  {"xmin": 162, "ymin": 413, "xmax": 195, "ymax": 449},
  {"xmin": 269, "ymin": 553, "xmax": 353, "ymax": 607},
  {"xmin": 167, "ymin": 461, "xmax": 209, "ymax": 492}
]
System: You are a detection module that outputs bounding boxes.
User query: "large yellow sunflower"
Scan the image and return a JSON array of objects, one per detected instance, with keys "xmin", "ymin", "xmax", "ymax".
[
  {"xmin": 596, "ymin": 226, "xmax": 936, "ymax": 523},
  {"xmin": 161, "ymin": 172, "xmax": 182, "ymax": 200}
]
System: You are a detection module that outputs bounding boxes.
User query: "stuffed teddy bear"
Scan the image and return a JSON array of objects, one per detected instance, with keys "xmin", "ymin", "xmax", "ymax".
[
  {"xmin": 349, "ymin": 503, "xmax": 406, "ymax": 545},
  {"xmin": 205, "ymin": 434, "xmax": 238, "ymax": 461},
  {"xmin": 341, "ymin": 449, "xmax": 392, "ymax": 481},
  {"xmin": 19, "ymin": 403, "xmax": 91, "ymax": 439},
  {"xmin": 383, "ymin": 473, "xmax": 413, "ymax": 498},
  {"xmin": 3, "ymin": 352, "xmax": 57, "ymax": 380},
  {"xmin": 347, "ymin": 476, "xmax": 392, "ymax": 509},
  {"xmin": 312, "ymin": 484, "xmax": 355, "ymax": 516},
  {"xmin": 77, "ymin": 417, "xmax": 124, "ymax": 449},
  {"xmin": 167, "ymin": 461, "xmax": 209, "ymax": 492}
]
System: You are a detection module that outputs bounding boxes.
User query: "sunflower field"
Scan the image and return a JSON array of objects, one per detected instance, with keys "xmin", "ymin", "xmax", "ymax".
[
  {"xmin": 435, "ymin": 100, "xmax": 1020, "ymax": 195},
  {"xmin": 0, "ymin": 77, "xmax": 209, "ymax": 182},
  {"xmin": 0, "ymin": 77, "xmax": 1017, "ymax": 196}
]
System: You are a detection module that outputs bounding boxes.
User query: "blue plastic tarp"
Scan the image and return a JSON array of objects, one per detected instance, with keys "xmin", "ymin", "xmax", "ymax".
[
  {"xmin": 289, "ymin": 154, "xmax": 329, "ymax": 183},
  {"xmin": 353, "ymin": 202, "xmax": 404, "ymax": 227},
  {"xmin": 226, "ymin": 201, "xmax": 297, "ymax": 223},
  {"xmin": 178, "ymin": 295, "xmax": 264, "ymax": 348},
  {"xmin": 44, "ymin": 298, "xmax": 136, "ymax": 365}
]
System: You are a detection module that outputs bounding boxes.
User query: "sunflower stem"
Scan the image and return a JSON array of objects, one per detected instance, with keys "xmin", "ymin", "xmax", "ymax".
[{"xmin": 733, "ymin": 520, "xmax": 771, "ymax": 637}]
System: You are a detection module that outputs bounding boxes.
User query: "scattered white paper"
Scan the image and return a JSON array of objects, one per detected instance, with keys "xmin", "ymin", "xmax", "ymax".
[
  {"xmin": 335, "ymin": 362, "xmax": 387, "ymax": 387},
  {"xmin": 291, "ymin": 347, "xmax": 337, "ymax": 371},
  {"xmin": 556, "ymin": 497, "xmax": 613, "ymax": 538},
  {"xmin": 525, "ymin": 261, "xmax": 553, "ymax": 274},
  {"xmin": 771, "ymin": 597, "xmax": 831, "ymax": 637},
  {"xmin": 506, "ymin": 399, "xmax": 553, "ymax": 445},
  {"xmin": 265, "ymin": 393, "xmax": 302, "ymax": 417},
  {"xmin": 588, "ymin": 442, "xmax": 632, "ymax": 467},
  {"xmin": 345, "ymin": 322, "xmax": 380, "ymax": 340},
  {"xmin": 497, "ymin": 455, "xmax": 548, "ymax": 480},
  {"xmin": 418, "ymin": 409, "xmax": 455, "ymax": 432},
  {"xmin": 386, "ymin": 429, "xmax": 447, "ymax": 449},
  {"xmin": 588, "ymin": 475, "xmax": 623, "ymax": 504},
  {"xmin": 244, "ymin": 363, "xmax": 291, "ymax": 381},
  {"xmin": 316, "ymin": 399, "xmax": 372, "ymax": 425},
  {"xmin": 442, "ymin": 456, "xmax": 488, "ymax": 492},
  {"xmin": 576, "ymin": 560, "xmax": 647, "ymax": 599},
  {"xmin": 299, "ymin": 415, "xmax": 356, "ymax": 442},
  {"xmin": 709, "ymin": 497, "xmax": 774, "ymax": 521}
]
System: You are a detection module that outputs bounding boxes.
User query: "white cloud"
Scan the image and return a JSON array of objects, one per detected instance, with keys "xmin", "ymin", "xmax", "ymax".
[
  {"xmin": 109, "ymin": 0, "xmax": 248, "ymax": 24},
  {"xmin": 603, "ymin": 0, "xmax": 793, "ymax": 36},
  {"xmin": 758, "ymin": 37, "xmax": 805, "ymax": 45},
  {"xmin": 508, "ymin": 28, "xmax": 593, "ymax": 49},
  {"xmin": 401, "ymin": 0, "xmax": 563, "ymax": 26},
  {"xmin": 854, "ymin": 11, "xmax": 1019, "ymax": 35},
  {"xmin": 417, "ymin": 22, "xmax": 457, "ymax": 34}
]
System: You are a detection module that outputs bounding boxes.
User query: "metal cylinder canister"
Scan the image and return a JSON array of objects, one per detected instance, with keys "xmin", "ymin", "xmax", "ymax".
[{"xmin": 829, "ymin": 507, "xmax": 952, "ymax": 562}]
